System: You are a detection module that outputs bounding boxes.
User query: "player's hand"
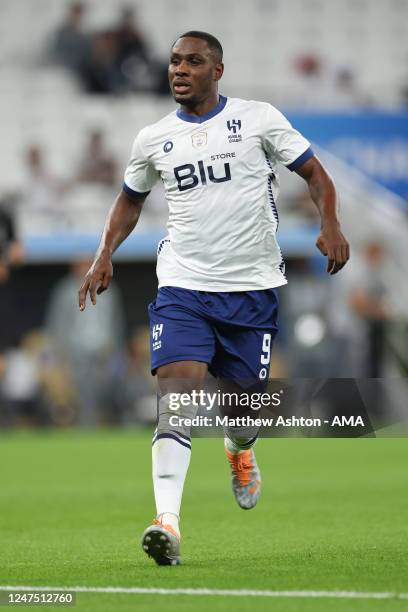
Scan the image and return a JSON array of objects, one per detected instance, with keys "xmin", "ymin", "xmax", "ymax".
[
  {"xmin": 78, "ymin": 251, "xmax": 113, "ymax": 310},
  {"xmin": 315, "ymin": 224, "xmax": 350, "ymax": 275}
]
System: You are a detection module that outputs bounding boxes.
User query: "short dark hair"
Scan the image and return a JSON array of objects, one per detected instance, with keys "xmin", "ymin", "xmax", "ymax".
[{"xmin": 176, "ymin": 31, "xmax": 223, "ymax": 63}]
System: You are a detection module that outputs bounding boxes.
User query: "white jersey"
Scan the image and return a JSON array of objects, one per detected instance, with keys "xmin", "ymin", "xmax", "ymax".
[{"xmin": 124, "ymin": 95, "xmax": 313, "ymax": 291}]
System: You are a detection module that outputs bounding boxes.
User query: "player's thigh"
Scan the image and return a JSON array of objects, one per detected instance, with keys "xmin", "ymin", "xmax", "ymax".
[
  {"xmin": 157, "ymin": 360, "xmax": 208, "ymax": 396},
  {"xmin": 157, "ymin": 361, "xmax": 208, "ymax": 379}
]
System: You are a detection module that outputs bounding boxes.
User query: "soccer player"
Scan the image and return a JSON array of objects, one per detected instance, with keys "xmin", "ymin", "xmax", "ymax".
[{"xmin": 78, "ymin": 31, "xmax": 349, "ymax": 566}]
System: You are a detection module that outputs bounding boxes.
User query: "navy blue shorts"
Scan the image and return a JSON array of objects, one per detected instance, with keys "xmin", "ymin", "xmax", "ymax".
[{"xmin": 148, "ymin": 286, "xmax": 279, "ymax": 380}]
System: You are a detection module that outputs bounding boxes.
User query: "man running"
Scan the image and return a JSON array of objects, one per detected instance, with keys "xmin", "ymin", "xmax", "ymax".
[{"xmin": 78, "ymin": 31, "xmax": 349, "ymax": 566}]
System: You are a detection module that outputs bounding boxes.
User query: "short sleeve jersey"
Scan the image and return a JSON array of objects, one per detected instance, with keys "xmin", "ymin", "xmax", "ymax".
[{"xmin": 124, "ymin": 95, "xmax": 313, "ymax": 291}]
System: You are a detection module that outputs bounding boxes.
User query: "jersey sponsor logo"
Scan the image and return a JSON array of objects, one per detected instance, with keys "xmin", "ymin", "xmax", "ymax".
[
  {"xmin": 227, "ymin": 119, "xmax": 242, "ymax": 143},
  {"xmin": 210, "ymin": 152, "xmax": 236, "ymax": 161},
  {"xmin": 163, "ymin": 141, "xmax": 173, "ymax": 153},
  {"xmin": 191, "ymin": 130, "xmax": 207, "ymax": 149},
  {"xmin": 152, "ymin": 323, "xmax": 163, "ymax": 351},
  {"xmin": 174, "ymin": 161, "xmax": 231, "ymax": 191}
]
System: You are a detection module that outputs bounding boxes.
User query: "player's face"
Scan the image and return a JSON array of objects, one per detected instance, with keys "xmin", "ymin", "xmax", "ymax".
[{"xmin": 169, "ymin": 37, "xmax": 223, "ymax": 106}]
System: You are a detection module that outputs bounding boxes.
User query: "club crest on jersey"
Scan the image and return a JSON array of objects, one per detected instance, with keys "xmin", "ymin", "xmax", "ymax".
[
  {"xmin": 227, "ymin": 119, "xmax": 242, "ymax": 143},
  {"xmin": 191, "ymin": 130, "xmax": 207, "ymax": 149}
]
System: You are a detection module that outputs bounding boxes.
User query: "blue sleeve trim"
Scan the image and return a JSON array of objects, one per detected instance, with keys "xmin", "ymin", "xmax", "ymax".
[
  {"xmin": 122, "ymin": 182, "xmax": 150, "ymax": 199},
  {"xmin": 286, "ymin": 147, "xmax": 314, "ymax": 171}
]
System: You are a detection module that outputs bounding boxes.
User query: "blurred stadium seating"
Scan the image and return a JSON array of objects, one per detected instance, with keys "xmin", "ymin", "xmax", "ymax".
[
  {"xmin": 0, "ymin": 0, "xmax": 407, "ymax": 99},
  {"xmin": 0, "ymin": 0, "xmax": 407, "ymax": 221},
  {"xmin": 0, "ymin": 0, "xmax": 407, "ymax": 186}
]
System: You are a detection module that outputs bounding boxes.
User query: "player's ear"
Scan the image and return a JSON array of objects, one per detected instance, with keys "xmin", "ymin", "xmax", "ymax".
[{"xmin": 214, "ymin": 62, "xmax": 224, "ymax": 82}]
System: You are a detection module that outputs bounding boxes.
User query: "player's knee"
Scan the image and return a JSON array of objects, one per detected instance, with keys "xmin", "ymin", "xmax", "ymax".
[{"xmin": 154, "ymin": 393, "xmax": 197, "ymax": 442}]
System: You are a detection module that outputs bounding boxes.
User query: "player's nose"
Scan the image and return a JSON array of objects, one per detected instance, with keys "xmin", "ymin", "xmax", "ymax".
[{"xmin": 175, "ymin": 60, "xmax": 189, "ymax": 75}]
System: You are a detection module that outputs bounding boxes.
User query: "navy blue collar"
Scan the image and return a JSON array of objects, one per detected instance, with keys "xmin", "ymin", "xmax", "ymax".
[{"xmin": 176, "ymin": 95, "xmax": 227, "ymax": 124}]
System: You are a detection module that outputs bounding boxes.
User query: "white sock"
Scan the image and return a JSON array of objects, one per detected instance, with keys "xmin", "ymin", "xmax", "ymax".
[{"xmin": 152, "ymin": 437, "xmax": 191, "ymax": 537}]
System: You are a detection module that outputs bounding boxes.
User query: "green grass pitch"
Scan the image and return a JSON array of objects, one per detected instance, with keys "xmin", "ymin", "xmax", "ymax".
[{"xmin": 1, "ymin": 429, "xmax": 407, "ymax": 611}]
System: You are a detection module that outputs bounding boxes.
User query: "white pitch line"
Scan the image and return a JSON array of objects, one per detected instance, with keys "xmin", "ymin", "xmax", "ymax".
[{"xmin": 0, "ymin": 586, "xmax": 407, "ymax": 600}]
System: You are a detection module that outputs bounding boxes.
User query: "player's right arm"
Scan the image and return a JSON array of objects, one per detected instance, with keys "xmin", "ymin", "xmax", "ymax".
[
  {"xmin": 79, "ymin": 126, "xmax": 158, "ymax": 311},
  {"xmin": 78, "ymin": 190, "xmax": 146, "ymax": 310}
]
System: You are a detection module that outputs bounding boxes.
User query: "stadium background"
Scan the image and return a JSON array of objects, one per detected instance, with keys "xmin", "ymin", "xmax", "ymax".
[{"xmin": 1, "ymin": 2, "xmax": 408, "ymax": 609}]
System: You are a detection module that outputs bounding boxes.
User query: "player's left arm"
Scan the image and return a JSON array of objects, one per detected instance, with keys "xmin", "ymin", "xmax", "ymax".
[{"xmin": 295, "ymin": 156, "xmax": 350, "ymax": 274}]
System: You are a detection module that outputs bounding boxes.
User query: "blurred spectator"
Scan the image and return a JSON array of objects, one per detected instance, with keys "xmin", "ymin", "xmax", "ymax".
[
  {"xmin": 290, "ymin": 52, "xmax": 371, "ymax": 108},
  {"xmin": 77, "ymin": 130, "xmax": 117, "ymax": 186},
  {"xmin": 45, "ymin": 258, "xmax": 125, "ymax": 425},
  {"xmin": 80, "ymin": 30, "xmax": 123, "ymax": 94},
  {"xmin": 0, "ymin": 195, "xmax": 24, "ymax": 285},
  {"xmin": 333, "ymin": 67, "xmax": 372, "ymax": 108},
  {"xmin": 290, "ymin": 52, "xmax": 326, "ymax": 108},
  {"xmin": 0, "ymin": 344, "xmax": 42, "ymax": 427},
  {"xmin": 348, "ymin": 241, "xmax": 392, "ymax": 377},
  {"xmin": 114, "ymin": 6, "xmax": 150, "ymax": 69},
  {"xmin": 103, "ymin": 326, "xmax": 156, "ymax": 424},
  {"xmin": 329, "ymin": 241, "xmax": 393, "ymax": 377},
  {"xmin": 20, "ymin": 145, "xmax": 69, "ymax": 232},
  {"xmin": 52, "ymin": 2, "xmax": 90, "ymax": 73},
  {"xmin": 49, "ymin": 4, "xmax": 168, "ymax": 96},
  {"xmin": 0, "ymin": 330, "xmax": 77, "ymax": 428},
  {"xmin": 296, "ymin": 53, "xmax": 322, "ymax": 79},
  {"xmin": 25, "ymin": 330, "xmax": 78, "ymax": 427},
  {"xmin": 281, "ymin": 258, "xmax": 333, "ymax": 377},
  {"xmin": 112, "ymin": 6, "xmax": 169, "ymax": 95},
  {"xmin": 0, "ymin": 195, "xmax": 24, "ymax": 360}
]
